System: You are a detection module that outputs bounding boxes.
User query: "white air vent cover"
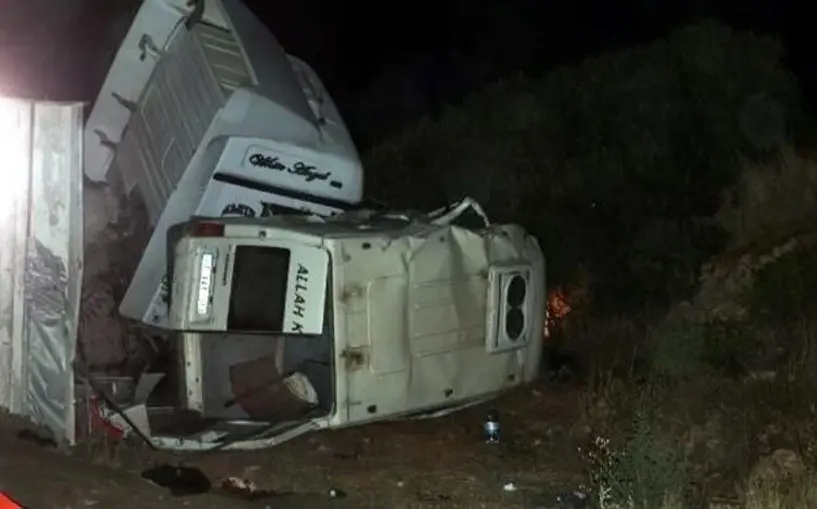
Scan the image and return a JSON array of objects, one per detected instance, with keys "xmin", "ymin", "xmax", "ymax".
[{"xmin": 485, "ymin": 263, "xmax": 534, "ymax": 353}]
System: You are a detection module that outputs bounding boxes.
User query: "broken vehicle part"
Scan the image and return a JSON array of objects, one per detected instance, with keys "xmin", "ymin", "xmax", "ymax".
[{"xmin": 143, "ymin": 197, "xmax": 545, "ymax": 450}]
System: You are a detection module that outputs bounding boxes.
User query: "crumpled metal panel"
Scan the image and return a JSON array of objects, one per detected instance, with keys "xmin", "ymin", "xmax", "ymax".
[
  {"xmin": 0, "ymin": 98, "xmax": 83, "ymax": 445},
  {"xmin": 335, "ymin": 219, "xmax": 546, "ymax": 426}
]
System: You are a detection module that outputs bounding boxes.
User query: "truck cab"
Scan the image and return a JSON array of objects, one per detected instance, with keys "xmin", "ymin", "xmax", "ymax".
[{"xmin": 84, "ymin": 0, "xmax": 363, "ymax": 328}]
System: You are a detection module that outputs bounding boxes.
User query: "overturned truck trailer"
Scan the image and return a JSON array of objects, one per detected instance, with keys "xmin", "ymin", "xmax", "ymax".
[
  {"xmin": 0, "ymin": 98, "xmax": 84, "ymax": 445},
  {"xmin": 84, "ymin": 0, "xmax": 363, "ymax": 329}
]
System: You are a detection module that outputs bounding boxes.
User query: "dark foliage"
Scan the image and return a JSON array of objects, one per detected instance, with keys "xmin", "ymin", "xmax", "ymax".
[{"xmin": 365, "ymin": 21, "xmax": 809, "ymax": 314}]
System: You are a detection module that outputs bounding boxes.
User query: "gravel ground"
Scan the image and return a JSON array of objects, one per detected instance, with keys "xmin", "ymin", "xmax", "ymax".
[{"xmin": 0, "ymin": 382, "xmax": 583, "ymax": 509}]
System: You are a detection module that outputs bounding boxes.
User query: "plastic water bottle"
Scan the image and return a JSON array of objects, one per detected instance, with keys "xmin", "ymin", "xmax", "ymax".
[{"xmin": 483, "ymin": 410, "xmax": 500, "ymax": 444}]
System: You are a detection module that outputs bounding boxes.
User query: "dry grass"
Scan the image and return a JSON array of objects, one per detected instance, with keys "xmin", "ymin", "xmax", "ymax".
[
  {"xmin": 578, "ymin": 315, "xmax": 817, "ymax": 507},
  {"xmin": 578, "ymin": 358, "xmax": 817, "ymax": 508},
  {"xmin": 576, "ymin": 247, "xmax": 817, "ymax": 509},
  {"xmin": 624, "ymin": 474, "xmax": 817, "ymax": 509},
  {"xmin": 744, "ymin": 470, "xmax": 817, "ymax": 509}
]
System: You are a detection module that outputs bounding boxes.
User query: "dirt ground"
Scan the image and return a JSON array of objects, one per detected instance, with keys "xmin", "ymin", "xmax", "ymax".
[{"xmin": 0, "ymin": 381, "xmax": 585, "ymax": 509}]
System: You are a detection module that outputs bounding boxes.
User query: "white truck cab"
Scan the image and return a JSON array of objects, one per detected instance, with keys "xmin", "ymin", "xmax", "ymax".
[
  {"xmin": 154, "ymin": 199, "xmax": 545, "ymax": 450},
  {"xmin": 84, "ymin": 0, "xmax": 363, "ymax": 328}
]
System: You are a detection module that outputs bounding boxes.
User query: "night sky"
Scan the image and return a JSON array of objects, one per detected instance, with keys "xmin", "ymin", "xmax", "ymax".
[
  {"xmin": 256, "ymin": 0, "xmax": 812, "ymax": 148},
  {"xmin": 0, "ymin": 0, "xmax": 811, "ymax": 149}
]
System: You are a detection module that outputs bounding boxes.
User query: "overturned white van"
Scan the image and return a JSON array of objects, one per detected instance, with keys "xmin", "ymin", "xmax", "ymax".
[
  {"xmin": 138, "ymin": 198, "xmax": 546, "ymax": 450},
  {"xmin": 84, "ymin": 0, "xmax": 363, "ymax": 329}
]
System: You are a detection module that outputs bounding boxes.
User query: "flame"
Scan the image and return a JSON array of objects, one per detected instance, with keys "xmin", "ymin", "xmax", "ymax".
[{"xmin": 544, "ymin": 288, "xmax": 572, "ymax": 339}]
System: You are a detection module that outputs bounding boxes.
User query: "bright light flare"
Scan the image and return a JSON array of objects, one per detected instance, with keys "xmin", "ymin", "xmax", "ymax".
[{"xmin": 0, "ymin": 98, "xmax": 31, "ymax": 221}]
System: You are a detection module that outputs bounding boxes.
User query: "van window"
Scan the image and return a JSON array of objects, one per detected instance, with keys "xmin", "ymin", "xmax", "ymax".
[{"xmin": 227, "ymin": 246, "xmax": 291, "ymax": 332}]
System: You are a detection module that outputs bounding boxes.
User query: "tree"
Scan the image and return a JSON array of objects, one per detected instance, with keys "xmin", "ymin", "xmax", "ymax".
[{"xmin": 365, "ymin": 21, "xmax": 809, "ymax": 312}]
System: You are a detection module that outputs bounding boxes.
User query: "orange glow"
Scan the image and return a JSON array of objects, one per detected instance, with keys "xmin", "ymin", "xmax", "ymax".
[
  {"xmin": 544, "ymin": 288, "xmax": 572, "ymax": 339},
  {"xmin": 0, "ymin": 491, "xmax": 23, "ymax": 509}
]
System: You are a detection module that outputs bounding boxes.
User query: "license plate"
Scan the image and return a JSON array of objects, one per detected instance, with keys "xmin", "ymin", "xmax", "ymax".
[{"xmin": 196, "ymin": 252, "xmax": 214, "ymax": 315}]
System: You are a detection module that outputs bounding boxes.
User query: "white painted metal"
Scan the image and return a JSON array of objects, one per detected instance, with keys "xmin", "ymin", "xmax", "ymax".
[
  {"xmin": 169, "ymin": 236, "xmax": 329, "ymax": 334},
  {"xmin": 84, "ymin": 0, "xmax": 231, "ymax": 184},
  {"xmin": 85, "ymin": 0, "xmax": 364, "ymax": 327},
  {"xmin": 163, "ymin": 199, "xmax": 545, "ymax": 449},
  {"xmin": 150, "ymin": 417, "xmax": 324, "ymax": 451},
  {"xmin": 0, "ymin": 98, "xmax": 84, "ymax": 446},
  {"xmin": 181, "ymin": 333, "xmax": 204, "ymax": 411}
]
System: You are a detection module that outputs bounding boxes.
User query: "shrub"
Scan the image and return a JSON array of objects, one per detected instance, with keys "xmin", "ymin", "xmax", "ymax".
[
  {"xmin": 584, "ymin": 411, "xmax": 688, "ymax": 508},
  {"xmin": 744, "ymin": 472, "xmax": 817, "ymax": 509},
  {"xmin": 743, "ymin": 247, "xmax": 817, "ymax": 325},
  {"xmin": 365, "ymin": 20, "xmax": 808, "ymax": 314},
  {"xmin": 647, "ymin": 322, "xmax": 707, "ymax": 379},
  {"xmin": 716, "ymin": 148, "xmax": 817, "ymax": 249}
]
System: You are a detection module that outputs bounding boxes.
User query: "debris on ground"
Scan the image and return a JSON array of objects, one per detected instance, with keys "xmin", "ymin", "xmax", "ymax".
[
  {"xmin": 141, "ymin": 464, "xmax": 211, "ymax": 496},
  {"xmin": 15, "ymin": 429, "xmax": 56, "ymax": 448},
  {"xmin": 556, "ymin": 488, "xmax": 589, "ymax": 509},
  {"xmin": 220, "ymin": 476, "xmax": 280, "ymax": 500},
  {"xmin": 484, "ymin": 410, "xmax": 501, "ymax": 443},
  {"xmin": 327, "ymin": 488, "xmax": 347, "ymax": 499}
]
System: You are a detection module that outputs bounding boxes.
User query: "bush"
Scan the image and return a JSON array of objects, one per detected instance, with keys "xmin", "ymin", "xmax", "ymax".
[
  {"xmin": 716, "ymin": 148, "xmax": 817, "ymax": 249},
  {"xmin": 647, "ymin": 322, "xmax": 707, "ymax": 379},
  {"xmin": 365, "ymin": 20, "xmax": 808, "ymax": 314},
  {"xmin": 744, "ymin": 247, "xmax": 817, "ymax": 325},
  {"xmin": 585, "ymin": 411, "xmax": 688, "ymax": 508},
  {"xmin": 647, "ymin": 317, "xmax": 767, "ymax": 380}
]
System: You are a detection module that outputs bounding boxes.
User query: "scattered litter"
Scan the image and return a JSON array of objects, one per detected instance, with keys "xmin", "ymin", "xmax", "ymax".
[
  {"xmin": 328, "ymin": 488, "xmax": 347, "ymax": 499},
  {"xmin": 548, "ymin": 364, "xmax": 574, "ymax": 382},
  {"xmin": 83, "ymin": 373, "xmax": 164, "ymax": 447},
  {"xmin": 141, "ymin": 464, "xmax": 211, "ymax": 496},
  {"xmin": 16, "ymin": 429, "xmax": 56, "ymax": 448},
  {"xmin": 223, "ymin": 477, "xmax": 258, "ymax": 494},
  {"xmin": 503, "ymin": 482, "xmax": 517, "ymax": 492},
  {"xmin": 396, "ymin": 481, "xmax": 405, "ymax": 488},
  {"xmin": 416, "ymin": 492, "xmax": 452, "ymax": 503},
  {"xmin": 556, "ymin": 489, "xmax": 589, "ymax": 509},
  {"xmin": 220, "ymin": 477, "xmax": 280, "ymax": 499},
  {"xmin": 283, "ymin": 372, "xmax": 319, "ymax": 405},
  {"xmin": 484, "ymin": 410, "xmax": 501, "ymax": 443},
  {"xmin": 333, "ymin": 450, "xmax": 361, "ymax": 460}
]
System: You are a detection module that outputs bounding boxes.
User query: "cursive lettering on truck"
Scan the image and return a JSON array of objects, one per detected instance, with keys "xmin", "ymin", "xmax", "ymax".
[{"xmin": 248, "ymin": 153, "xmax": 331, "ymax": 183}]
